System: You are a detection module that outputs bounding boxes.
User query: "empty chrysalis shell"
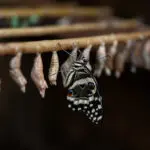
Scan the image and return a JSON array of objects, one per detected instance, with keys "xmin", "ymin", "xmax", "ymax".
[
  {"xmin": 61, "ymin": 46, "xmax": 78, "ymax": 87},
  {"xmin": 105, "ymin": 40, "xmax": 118, "ymax": 76},
  {"xmin": 9, "ymin": 52, "xmax": 27, "ymax": 93},
  {"xmin": 115, "ymin": 40, "xmax": 132, "ymax": 78},
  {"xmin": 143, "ymin": 39, "xmax": 150, "ymax": 70},
  {"xmin": 48, "ymin": 51, "xmax": 59, "ymax": 85},
  {"xmin": 81, "ymin": 44, "xmax": 92, "ymax": 70},
  {"xmin": 31, "ymin": 53, "xmax": 48, "ymax": 98},
  {"xmin": 94, "ymin": 42, "xmax": 106, "ymax": 77},
  {"xmin": 130, "ymin": 40, "xmax": 145, "ymax": 73}
]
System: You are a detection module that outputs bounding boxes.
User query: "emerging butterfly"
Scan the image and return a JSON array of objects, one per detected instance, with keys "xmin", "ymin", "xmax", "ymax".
[{"xmin": 61, "ymin": 45, "xmax": 103, "ymax": 124}]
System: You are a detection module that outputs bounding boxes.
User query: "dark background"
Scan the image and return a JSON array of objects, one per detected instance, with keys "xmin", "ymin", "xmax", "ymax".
[{"xmin": 0, "ymin": 0, "xmax": 150, "ymax": 150}]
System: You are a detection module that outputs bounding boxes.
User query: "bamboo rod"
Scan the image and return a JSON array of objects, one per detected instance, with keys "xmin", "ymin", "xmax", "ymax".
[
  {"xmin": 0, "ymin": 6, "xmax": 112, "ymax": 18},
  {"xmin": 0, "ymin": 31, "xmax": 149, "ymax": 55},
  {"xmin": 0, "ymin": 19, "xmax": 139, "ymax": 38}
]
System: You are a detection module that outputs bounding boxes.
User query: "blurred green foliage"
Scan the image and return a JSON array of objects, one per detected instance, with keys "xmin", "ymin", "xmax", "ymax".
[{"xmin": 10, "ymin": 15, "xmax": 40, "ymax": 28}]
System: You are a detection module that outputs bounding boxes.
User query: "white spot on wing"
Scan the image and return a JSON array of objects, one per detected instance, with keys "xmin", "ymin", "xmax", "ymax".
[
  {"xmin": 68, "ymin": 104, "xmax": 71, "ymax": 108},
  {"xmin": 74, "ymin": 101, "xmax": 79, "ymax": 105},
  {"xmin": 84, "ymin": 100, "xmax": 89, "ymax": 104},
  {"xmin": 72, "ymin": 108, "xmax": 75, "ymax": 111},
  {"xmin": 90, "ymin": 114, "xmax": 93, "ymax": 118},
  {"xmin": 93, "ymin": 117, "xmax": 96, "ymax": 121},
  {"xmin": 90, "ymin": 104, "xmax": 93, "ymax": 107},
  {"xmin": 89, "ymin": 96, "xmax": 94, "ymax": 102},
  {"xmin": 92, "ymin": 109, "xmax": 95, "ymax": 113},
  {"xmin": 84, "ymin": 106, "xmax": 87, "ymax": 109},
  {"xmin": 79, "ymin": 100, "xmax": 83, "ymax": 104},
  {"xmin": 98, "ymin": 105, "xmax": 102, "ymax": 109},
  {"xmin": 97, "ymin": 116, "xmax": 102, "ymax": 121},
  {"xmin": 78, "ymin": 107, "xmax": 81, "ymax": 111},
  {"xmin": 67, "ymin": 97, "xmax": 74, "ymax": 101},
  {"xmin": 95, "ymin": 112, "xmax": 98, "ymax": 115}
]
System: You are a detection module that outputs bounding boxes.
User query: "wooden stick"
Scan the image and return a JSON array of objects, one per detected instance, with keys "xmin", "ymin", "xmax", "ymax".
[
  {"xmin": 0, "ymin": 6, "xmax": 112, "ymax": 18},
  {"xmin": 0, "ymin": 19, "xmax": 139, "ymax": 38},
  {"xmin": 0, "ymin": 30, "xmax": 149, "ymax": 55}
]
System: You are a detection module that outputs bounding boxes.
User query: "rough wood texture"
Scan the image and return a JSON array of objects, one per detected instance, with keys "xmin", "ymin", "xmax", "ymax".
[{"xmin": 0, "ymin": 31, "xmax": 149, "ymax": 55}]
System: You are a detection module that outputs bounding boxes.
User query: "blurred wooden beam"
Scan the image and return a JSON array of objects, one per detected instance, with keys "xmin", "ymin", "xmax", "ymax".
[
  {"xmin": 0, "ymin": 30, "xmax": 149, "ymax": 55},
  {"xmin": 0, "ymin": 19, "xmax": 139, "ymax": 38},
  {"xmin": 0, "ymin": 6, "xmax": 113, "ymax": 18}
]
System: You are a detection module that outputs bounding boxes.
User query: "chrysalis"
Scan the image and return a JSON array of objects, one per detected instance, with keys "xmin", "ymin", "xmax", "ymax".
[
  {"xmin": 31, "ymin": 53, "xmax": 48, "ymax": 98},
  {"xmin": 130, "ymin": 40, "xmax": 145, "ymax": 73},
  {"xmin": 48, "ymin": 51, "xmax": 59, "ymax": 85},
  {"xmin": 143, "ymin": 39, "xmax": 150, "ymax": 70},
  {"xmin": 9, "ymin": 52, "xmax": 27, "ymax": 93},
  {"xmin": 61, "ymin": 46, "xmax": 78, "ymax": 87},
  {"xmin": 114, "ymin": 40, "xmax": 132, "ymax": 78},
  {"xmin": 61, "ymin": 47, "xmax": 103, "ymax": 124},
  {"xmin": 81, "ymin": 45, "xmax": 92, "ymax": 70},
  {"xmin": 94, "ymin": 41, "xmax": 106, "ymax": 77},
  {"xmin": 105, "ymin": 40, "xmax": 118, "ymax": 76}
]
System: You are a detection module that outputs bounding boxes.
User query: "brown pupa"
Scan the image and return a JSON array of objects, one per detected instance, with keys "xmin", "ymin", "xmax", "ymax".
[
  {"xmin": 114, "ymin": 40, "xmax": 132, "ymax": 78},
  {"xmin": 105, "ymin": 40, "xmax": 118, "ymax": 76},
  {"xmin": 48, "ymin": 51, "xmax": 59, "ymax": 85},
  {"xmin": 31, "ymin": 53, "xmax": 48, "ymax": 98},
  {"xmin": 9, "ymin": 52, "xmax": 27, "ymax": 93},
  {"xmin": 94, "ymin": 41, "xmax": 106, "ymax": 77}
]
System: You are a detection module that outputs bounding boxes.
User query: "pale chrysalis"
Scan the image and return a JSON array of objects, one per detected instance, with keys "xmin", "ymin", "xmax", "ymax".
[
  {"xmin": 94, "ymin": 41, "xmax": 106, "ymax": 77},
  {"xmin": 105, "ymin": 40, "xmax": 118, "ymax": 76},
  {"xmin": 130, "ymin": 40, "xmax": 145, "ymax": 73},
  {"xmin": 9, "ymin": 52, "xmax": 27, "ymax": 93},
  {"xmin": 48, "ymin": 51, "xmax": 59, "ymax": 85},
  {"xmin": 143, "ymin": 39, "xmax": 150, "ymax": 70},
  {"xmin": 81, "ymin": 45, "xmax": 92, "ymax": 70},
  {"xmin": 114, "ymin": 40, "xmax": 132, "ymax": 78},
  {"xmin": 31, "ymin": 53, "xmax": 48, "ymax": 98}
]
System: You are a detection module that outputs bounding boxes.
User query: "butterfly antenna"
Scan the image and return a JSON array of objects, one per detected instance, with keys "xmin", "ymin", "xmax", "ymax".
[{"xmin": 57, "ymin": 43, "xmax": 78, "ymax": 59}]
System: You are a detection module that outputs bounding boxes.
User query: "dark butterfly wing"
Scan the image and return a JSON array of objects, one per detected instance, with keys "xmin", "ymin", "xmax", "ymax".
[
  {"xmin": 67, "ymin": 89, "xmax": 103, "ymax": 124},
  {"xmin": 66, "ymin": 62, "xmax": 103, "ymax": 124}
]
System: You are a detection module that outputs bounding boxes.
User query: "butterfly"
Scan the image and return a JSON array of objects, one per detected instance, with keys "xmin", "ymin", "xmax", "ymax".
[{"xmin": 61, "ymin": 46, "xmax": 103, "ymax": 124}]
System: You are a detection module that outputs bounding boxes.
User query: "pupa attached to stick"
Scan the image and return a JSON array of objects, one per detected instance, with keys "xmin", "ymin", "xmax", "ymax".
[
  {"xmin": 31, "ymin": 53, "xmax": 48, "ymax": 98},
  {"xmin": 143, "ymin": 39, "xmax": 150, "ymax": 70},
  {"xmin": 114, "ymin": 40, "xmax": 132, "ymax": 78},
  {"xmin": 130, "ymin": 40, "xmax": 145, "ymax": 73},
  {"xmin": 9, "ymin": 52, "xmax": 27, "ymax": 93},
  {"xmin": 61, "ymin": 45, "xmax": 78, "ymax": 87},
  {"xmin": 105, "ymin": 40, "xmax": 118, "ymax": 76},
  {"xmin": 94, "ymin": 41, "xmax": 106, "ymax": 77},
  {"xmin": 48, "ymin": 51, "xmax": 59, "ymax": 85},
  {"xmin": 81, "ymin": 44, "xmax": 92, "ymax": 70}
]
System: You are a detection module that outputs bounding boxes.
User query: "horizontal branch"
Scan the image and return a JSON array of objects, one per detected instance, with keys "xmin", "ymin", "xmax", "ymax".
[
  {"xmin": 0, "ymin": 19, "xmax": 139, "ymax": 38},
  {"xmin": 0, "ymin": 6, "xmax": 112, "ymax": 18},
  {"xmin": 0, "ymin": 30, "xmax": 149, "ymax": 55}
]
